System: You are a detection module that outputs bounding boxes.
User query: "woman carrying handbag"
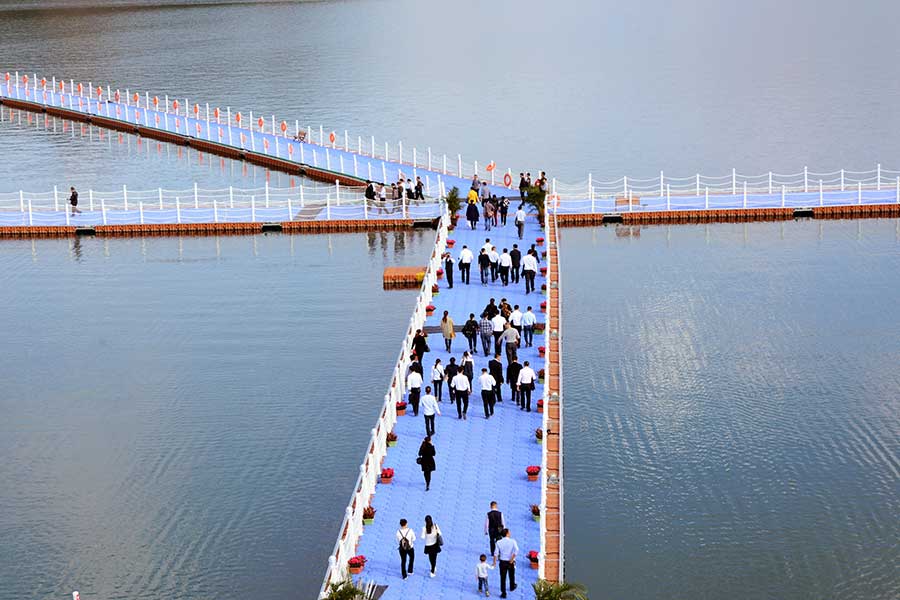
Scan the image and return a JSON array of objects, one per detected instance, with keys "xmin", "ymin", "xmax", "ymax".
[
  {"xmin": 417, "ymin": 436, "xmax": 436, "ymax": 491},
  {"xmin": 421, "ymin": 514, "xmax": 444, "ymax": 577}
]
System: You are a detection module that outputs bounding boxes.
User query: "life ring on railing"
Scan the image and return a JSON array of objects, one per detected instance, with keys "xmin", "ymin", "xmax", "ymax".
[
  {"xmin": 153, "ymin": 95, "xmax": 159, "ymax": 107},
  {"xmin": 280, "ymin": 121, "xmax": 287, "ymax": 133},
  {"xmin": 133, "ymin": 92, "xmax": 139, "ymax": 103},
  {"xmin": 213, "ymin": 107, "xmax": 220, "ymax": 119},
  {"xmin": 4, "ymin": 73, "xmax": 9, "ymax": 82},
  {"xmin": 235, "ymin": 112, "xmax": 242, "ymax": 123},
  {"xmin": 257, "ymin": 116, "xmax": 264, "ymax": 129},
  {"xmin": 329, "ymin": 131, "xmax": 336, "ymax": 144},
  {"xmin": 504, "ymin": 173, "xmax": 512, "ymax": 187},
  {"xmin": 77, "ymin": 82, "xmax": 83, "ymax": 94},
  {"xmin": 486, "ymin": 161, "xmax": 496, "ymax": 172},
  {"xmin": 59, "ymin": 80, "xmax": 64, "ymax": 91},
  {"xmin": 114, "ymin": 90, "xmax": 120, "ymax": 102},
  {"xmin": 194, "ymin": 103, "xmax": 200, "ymax": 115},
  {"xmin": 172, "ymin": 99, "xmax": 179, "ymax": 111},
  {"xmin": 40, "ymin": 78, "xmax": 46, "ymax": 89}
]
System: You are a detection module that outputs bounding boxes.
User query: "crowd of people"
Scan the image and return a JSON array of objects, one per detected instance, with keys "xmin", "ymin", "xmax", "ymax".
[{"xmin": 388, "ymin": 179, "xmax": 546, "ymax": 597}]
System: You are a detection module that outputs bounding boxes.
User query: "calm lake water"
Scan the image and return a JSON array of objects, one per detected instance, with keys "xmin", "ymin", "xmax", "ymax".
[
  {"xmin": 561, "ymin": 219, "xmax": 900, "ymax": 600},
  {"xmin": 0, "ymin": 231, "xmax": 434, "ymax": 600},
  {"xmin": 2, "ymin": 1, "xmax": 900, "ymax": 598}
]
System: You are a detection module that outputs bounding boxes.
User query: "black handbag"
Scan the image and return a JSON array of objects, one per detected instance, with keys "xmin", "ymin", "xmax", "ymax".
[{"xmin": 416, "ymin": 456, "xmax": 423, "ymax": 465}]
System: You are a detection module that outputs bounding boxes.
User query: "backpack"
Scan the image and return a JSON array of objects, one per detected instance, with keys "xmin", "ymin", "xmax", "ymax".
[{"xmin": 399, "ymin": 529, "xmax": 412, "ymax": 551}]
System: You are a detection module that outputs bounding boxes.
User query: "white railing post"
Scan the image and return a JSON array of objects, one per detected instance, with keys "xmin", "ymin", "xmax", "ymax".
[
  {"xmin": 176, "ymin": 197, "xmax": 181, "ymax": 223},
  {"xmin": 743, "ymin": 181, "xmax": 747, "ymax": 209},
  {"xmin": 402, "ymin": 195, "xmax": 407, "ymax": 218},
  {"xmin": 781, "ymin": 185, "xmax": 785, "ymax": 208},
  {"xmin": 819, "ymin": 179, "xmax": 823, "ymax": 206},
  {"xmin": 326, "ymin": 148, "xmax": 331, "ymax": 170},
  {"xmin": 384, "ymin": 141, "xmax": 389, "ymax": 162},
  {"xmin": 123, "ymin": 185, "xmax": 128, "ymax": 211},
  {"xmin": 265, "ymin": 181, "xmax": 270, "ymax": 208},
  {"xmin": 251, "ymin": 195, "xmax": 256, "ymax": 221},
  {"xmin": 666, "ymin": 184, "xmax": 671, "ymax": 210},
  {"xmin": 768, "ymin": 171, "xmax": 772, "ymax": 195},
  {"xmin": 412, "ymin": 147, "xmax": 417, "ymax": 169},
  {"xmin": 589, "ymin": 173, "xmax": 594, "ymax": 213},
  {"xmin": 458, "ymin": 154, "xmax": 462, "ymax": 177},
  {"xmin": 53, "ymin": 185, "xmax": 59, "ymax": 212},
  {"xmin": 705, "ymin": 187, "xmax": 709, "ymax": 209},
  {"xmin": 877, "ymin": 163, "xmax": 881, "ymax": 190},
  {"xmin": 857, "ymin": 181, "xmax": 862, "ymax": 205},
  {"xmin": 353, "ymin": 154, "xmax": 358, "ymax": 177},
  {"xmin": 90, "ymin": 189, "xmax": 94, "ymax": 212},
  {"xmin": 696, "ymin": 173, "xmax": 700, "ymax": 196},
  {"xmin": 300, "ymin": 183, "xmax": 305, "ymax": 208},
  {"xmin": 340, "ymin": 154, "xmax": 344, "ymax": 174},
  {"xmin": 357, "ymin": 135, "xmax": 362, "ymax": 154},
  {"xmin": 659, "ymin": 170, "xmax": 664, "ymax": 197},
  {"xmin": 335, "ymin": 179, "xmax": 341, "ymax": 205},
  {"xmin": 804, "ymin": 166, "xmax": 808, "ymax": 193},
  {"xmin": 382, "ymin": 162, "xmax": 387, "ymax": 183},
  {"xmin": 139, "ymin": 201, "xmax": 144, "ymax": 224},
  {"xmin": 732, "ymin": 168, "xmax": 736, "ymax": 195},
  {"xmin": 368, "ymin": 163, "xmax": 373, "ymax": 181},
  {"xmin": 100, "ymin": 198, "xmax": 106, "ymax": 225},
  {"xmin": 65, "ymin": 201, "xmax": 70, "ymax": 226},
  {"xmin": 19, "ymin": 190, "xmax": 24, "ymax": 213},
  {"xmin": 326, "ymin": 195, "xmax": 331, "ymax": 219},
  {"xmin": 623, "ymin": 175, "xmax": 628, "ymax": 197},
  {"xmin": 427, "ymin": 147, "xmax": 432, "ymax": 170},
  {"xmin": 364, "ymin": 197, "xmax": 369, "ymax": 220},
  {"xmin": 896, "ymin": 176, "xmax": 899, "ymax": 203},
  {"xmin": 213, "ymin": 198, "xmax": 218, "ymax": 223},
  {"xmin": 286, "ymin": 193, "xmax": 292, "ymax": 221},
  {"xmin": 28, "ymin": 197, "xmax": 33, "ymax": 225},
  {"xmin": 841, "ymin": 168, "xmax": 845, "ymax": 191}
]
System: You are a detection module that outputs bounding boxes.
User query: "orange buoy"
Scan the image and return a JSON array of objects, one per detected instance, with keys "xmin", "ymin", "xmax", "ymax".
[
  {"xmin": 4, "ymin": 72, "xmax": 9, "ymax": 81},
  {"xmin": 329, "ymin": 131, "xmax": 336, "ymax": 143},
  {"xmin": 59, "ymin": 80, "xmax": 64, "ymax": 91},
  {"xmin": 153, "ymin": 95, "xmax": 159, "ymax": 107},
  {"xmin": 133, "ymin": 92, "xmax": 139, "ymax": 103},
  {"xmin": 235, "ymin": 112, "xmax": 242, "ymax": 123},
  {"xmin": 280, "ymin": 120, "xmax": 287, "ymax": 133},
  {"xmin": 172, "ymin": 99, "xmax": 179, "ymax": 110},
  {"xmin": 504, "ymin": 173, "xmax": 512, "ymax": 186},
  {"xmin": 96, "ymin": 86, "xmax": 103, "ymax": 96},
  {"xmin": 40, "ymin": 77, "xmax": 46, "ymax": 88},
  {"xmin": 257, "ymin": 116, "xmax": 264, "ymax": 129},
  {"xmin": 213, "ymin": 107, "xmax": 220, "ymax": 119},
  {"xmin": 77, "ymin": 82, "xmax": 83, "ymax": 93},
  {"xmin": 194, "ymin": 103, "xmax": 200, "ymax": 115},
  {"xmin": 486, "ymin": 161, "xmax": 496, "ymax": 172}
]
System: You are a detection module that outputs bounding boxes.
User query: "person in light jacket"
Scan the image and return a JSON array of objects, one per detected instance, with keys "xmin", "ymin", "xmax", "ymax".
[
  {"xmin": 441, "ymin": 311, "xmax": 456, "ymax": 352},
  {"xmin": 421, "ymin": 514, "xmax": 443, "ymax": 577},
  {"xmin": 418, "ymin": 436, "xmax": 436, "ymax": 491}
]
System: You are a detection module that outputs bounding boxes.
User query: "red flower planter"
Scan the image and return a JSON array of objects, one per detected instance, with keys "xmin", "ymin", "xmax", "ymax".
[
  {"xmin": 540, "ymin": 266, "xmax": 548, "ymax": 276},
  {"xmin": 540, "ymin": 301, "xmax": 547, "ymax": 313},
  {"xmin": 536, "ymin": 237, "xmax": 545, "ymax": 246},
  {"xmin": 526, "ymin": 465, "xmax": 541, "ymax": 482},
  {"xmin": 447, "ymin": 239, "xmax": 456, "ymax": 248},
  {"xmin": 396, "ymin": 402, "xmax": 407, "ymax": 416},
  {"xmin": 426, "ymin": 304, "xmax": 436, "ymax": 315},
  {"xmin": 538, "ymin": 345, "xmax": 546, "ymax": 357},
  {"xmin": 537, "ymin": 399, "xmax": 544, "ymax": 414},
  {"xmin": 432, "ymin": 283, "xmax": 440, "ymax": 294},
  {"xmin": 381, "ymin": 468, "xmax": 394, "ymax": 484},
  {"xmin": 436, "ymin": 268, "xmax": 444, "ymax": 279}
]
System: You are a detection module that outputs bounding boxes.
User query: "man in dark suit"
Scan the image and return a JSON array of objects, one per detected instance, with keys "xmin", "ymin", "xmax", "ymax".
[
  {"xmin": 509, "ymin": 244, "xmax": 521, "ymax": 284},
  {"xmin": 489, "ymin": 354, "xmax": 504, "ymax": 404},
  {"xmin": 506, "ymin": 358, "xmax": 522, "ymax": 408}
]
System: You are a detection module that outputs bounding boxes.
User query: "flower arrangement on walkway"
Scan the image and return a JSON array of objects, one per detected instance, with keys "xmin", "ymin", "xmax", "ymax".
[
  {"xmin": 535, "ymin": 428, "xmax": 543, "ymax": 445},
  {"xmin": 528, "ymin": 550, "xmax": 540, "ymax": 569},
  {"xmin": 426, "ymin": 304, "xmax": 436, "ymax": 315},
  {"xmin": 396, "ymin": 401, "xmax": 407, "ymax": 416},
  {"xmin": 537, "ymin": 399, "xmax": 544, "ymax": 414},
  {"xmin": 531, "ymin": 504, "xmax": 541, "ymax": 521},
  {"xmin": 362, "ymin": 506, "xmax": 376, "ymax": 525},
  {"xmin": 526, "ymin": 465, "xmax": 541, "ymax": 481},
  {"xmin": 538, "ymin": 368, "xmax": 545, "ymax": 383},
  {"xmin": 347, "ymin": 554, "xmax": 367, "ymax": 574},
  {"xmin": 538, "ymin": 345, "xmax": 546, "ymax": 356},
  {"xmin": 386, "ymin": 431, "xmax": 398, "ymax": 447},
  {"xmin": 436, "ymin": 267, "xmax": 444, "ymax": 279},
  {"xmin": 534, "ymin": 322, "xmax": 545, "ymax": 333},
  {"xmin": 536, "ymin": 237, "xmax": 545, "ymax": 246},
  {"xmin": 447, "ymin": 239, "xmax": 456, "ymax": 248},
  {"xmin": 540, "ymin": 301, "xmax": 547, "ymax": 313},
  {"xmin": 540, "ymin": 266, "xmax": 548, "ymax": 276},
  {"xmin": 432, "ymin": 283, "xmax": 440, "ymax": 295},
  {"xmin": 380, "ymin": 468, "xmax": 394, "ymax": 484}
]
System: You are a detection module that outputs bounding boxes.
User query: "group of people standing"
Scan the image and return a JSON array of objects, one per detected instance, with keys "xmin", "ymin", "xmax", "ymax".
[{"xmin": 364, "ymin": 176, "xmax": 426, "ymax": 204}]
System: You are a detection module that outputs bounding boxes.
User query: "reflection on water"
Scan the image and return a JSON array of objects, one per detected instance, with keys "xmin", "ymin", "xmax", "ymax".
[
  {"xmin": 561, "ymin": 219, "xmax": 900, "ymax": 600},
  {"xmin": 0, "ymin": 231, "xmax": 432, "ymax": 600}
]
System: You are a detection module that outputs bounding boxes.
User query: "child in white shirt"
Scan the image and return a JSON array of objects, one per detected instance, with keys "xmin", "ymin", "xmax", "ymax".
[{"xmin": 476, "ymin": 553, "xmax": 495, "ymax": 596}]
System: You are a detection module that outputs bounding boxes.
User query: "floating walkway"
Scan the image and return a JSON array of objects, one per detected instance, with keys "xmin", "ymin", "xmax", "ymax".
[{"xmin": 318, "ymin": 211, "xmax": 562, "ymax": 598}]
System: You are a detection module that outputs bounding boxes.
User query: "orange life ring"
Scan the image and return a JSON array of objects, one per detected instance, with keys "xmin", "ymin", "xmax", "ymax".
[
  {"xmin": 486, "ymin": 161, "xmax": 495, "ymax": 172},
  {"xmin": 504, "ymin": 173, "xmax": 512, "ymax": 187},
  {"xmin": 96, "ymin": 87, "xmax": 103, "ymax": 96},
  {"xmin": 172, "ymin": 99, "xmax": 179, "ymax": 110},
  {"xmin": 194, "ymin": 104, "xmax": 200, "ymax": 115},
  {"xmin": 77, "ymin": 82, "xmax": 83, "ymax": 93},
  {"xmin": 153, "ymin": 95, "xmax": 159, "ymax": 106},
  {"xmin": 280, "ymin": 121, "xmax": 287, "ymax": 133},
  {"xmin": 258, "ymin": 116, "xmax": 264, "ymax": 129},
  {"xmin": 40, "ymin": 78, "xmax": 46, "ymax": 88},
  {"xmin": 213, "ymin": 107, "xmax": 220, "ymax": 119},
  {"xmin": 133, "ymin": 92, "xmax": 139, "ymax": 103},
  {"xmin": 235, "ymin": 112, "xmax": 242, "ymax": 123},
  {"xmin": 4, "ymin": 72, "xmax": 9, "ymax": 81},
  {"xmin": 329, "ymin": 131, "xmax": 336, "ymax": 143}
]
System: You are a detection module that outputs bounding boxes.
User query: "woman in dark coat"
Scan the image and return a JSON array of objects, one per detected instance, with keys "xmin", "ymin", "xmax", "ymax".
[
  {"xmin": 418, "ymin": 436, "xmax": 436, "ymax": 491},
  {"xmin": 466, "ymin": 200, "xmax": 480, "ymax": 229},
  {"xmin": 412, "ymin": 329, "xmax": 429, "ymax": 362}
]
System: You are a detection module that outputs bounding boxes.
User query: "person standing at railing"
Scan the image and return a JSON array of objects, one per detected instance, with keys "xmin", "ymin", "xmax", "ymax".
[
  {"xmin": 458, "ymin": 245, "xmax": 473, "ymax": 285},
  {"xmin": 479, "ymin": 368, "xmax": 497, "ymax": 419},
  {"xmin": 431, "ymin": 359, "xmax": 445, "ymax": 403},
  {"xmin": 407, "ymin": 367, "xmax": 423, "ymax": 417},
  {"xmin": 462, "ymin": 313, "xmax": 479, "ymax": 355},
  {"xmin": 443, "ymin": 252, "xmax": 455, "ymax": 289},
  {"xmin": 69, "ymin": 187, "xmax": 82, "ymax": 215},
  {"xmin": 441, "ymin": 311, "xmax": 456, "ymax": 352},
  {"xmin": 396, "ymin": 518, "xmax": 416, "ymax": 579},
  {"xmin": 516, "ymin": 361, "xmax": 536, "ymax": 412},
  {"xmin": 421, "ymin": 386, "xmax": 440, "ymax": 437},
  {"xmin": 417, "ymin": 437, "xmax": 437, "ymax": 491}
]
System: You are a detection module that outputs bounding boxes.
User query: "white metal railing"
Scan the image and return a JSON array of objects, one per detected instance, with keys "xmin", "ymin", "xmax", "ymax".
[{"xmin": 317, "ymin": 201, "xmax": 449, "ymax": 598}]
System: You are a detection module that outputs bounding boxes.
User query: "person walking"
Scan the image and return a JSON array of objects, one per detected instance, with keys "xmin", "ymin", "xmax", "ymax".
[
  {"xmin": 499, "ymin": 196, "xmax": 510, "ymax": 226},
  {"xmin": 412, "ymin": 329, "xmax": 429, "ymax": 363},
  {"xmin": 478, "ymin": 249, "xmax": 491, "ymax": 286},
  {"xmin": 484, "ymin": 501, "xmax": 506, "ymax": 557},
  {"xmin": 518, "ymin": 172, "xmax": 528, "ymax": 202},
  {"xmin": 396, "ymin": 518, "xmax": 416, "ymax": 579},
  {"xmin": 421, "ymin": 515, "xmax": 443, "ymax": 577},
  {"xmin": 490, "ymin": 312, "xmax": 507, "ymax": 356},
  {"xmin": 482, "ymin": 298, "xmax": 500, "ymax": 319},
  {"xmin": 507, "ymin": 358, "xmax": 522, "ymax": 407},
  {"xmin": 478, "ymin": 368, "xmax": 497, "ymax": 418},
  {"xmin": 445, "ymin": 357, "xmax": 459, "ymax": 401},
  {"xmin": 421, "ymin": 386, "xmax": 440, "ymax": 436},
  {"xmin": 522, "ymin": 249, "xmax": 538, "ymax": 294},
  {"xmin": 514, "ymin": 204, "xmax": 526, "ymax": 240},
  {"xmin": 483, "ymin": 200, "xmax": 493, "ymax": 231},
  {"xmin": 461, "ymin": 351, "xmax": 475, "ymax": 385},
  {"xmin": 476, "ymin": 554, "xmax": 495, "ymax": 597},
  {"xmin": 443, "ymin": 252, "xmax": 455, "ymax": 289},
  {"xmin": 69, "ymin": 186, "xmax": 82, "ymax": 215},
  {"xmin": 493, "ymin": 528, "xmax": 519, "ymax": 598},
  {"xmin": 517, "ymin": 361, "xmax": 536, "ymax": 411},
  {"xmin": 488, "ymin": 353, "xmax": 504, "ymax": 404},
  {"xmin": 407, "ymin": 367, "xmax": 423, "ymax": 416},
  {"xmin": 510, "ymin": 245, "xmax": 521, "ymax": 284},
  {"xmin": 509, "ymin": 305, "xmax": 523, "ymax": 345},
  {"xmin": 458, "ymin": 245, "xmax": 474, "ymax": 285},
  {"xmin": 452, "ymin": 368, "xmax": 471, "ymax": 419},
  {"xmin": 488, "ymin": 246, "xmax": 500, "ymax": 283},
  {"xmin": 500, "ymin": 323, "xmax": 520, "ymax": 363},
  {"xmin": 462, "ymin": 313, "xmax": 479, "ymax": 354},
  {"xmin": 479, "ymin": 314, "xmax": 494, "ymax": 356},
  {"xmin": 441, "ymin": 311, "xmax": 456, "ymax": 352},
  {"xmin": 415, "ymin": 176, "xmax": 425, "ymax": 200},
  {"xmin": 466, "ymin": 199, "xmax": 480, "ymax": 229},
  {"xmin": 521, "ymin": 306, "xmax": 537, "ymax": 347},
  {"xmin": 418, "ymin": 436, "xmax": 436, "ymax": 491},
  {"xmin": 498, "ymin": 248, "xmax": 511, "ymax": 286},
  {"xmin": 431, "ymin": 359, "xmax": 445, "ymax": 403}
]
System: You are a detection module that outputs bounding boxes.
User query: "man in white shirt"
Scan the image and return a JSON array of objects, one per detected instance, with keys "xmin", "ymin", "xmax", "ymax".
[
  {"xmin": 498, "ymin": 248, "xmax": 512, "ymax": 286},
  {"xmin": 481, "ymin": 238, "xmax": 493, "ymax": 255},
  {"xmin": 509, "ymin": 304, "xmax": 523, "ymax": 345},
  {"xmin": 516, "ymin": 361, "xmax": 537, "ymax": 412},
  {"xmin": 458, "ymin": 245, "xmax": 474, "ymax": 285},
  {"xmin": 452, "ymin": 370, "xmax": 471, "ymax": 420},
  {"xmin": 407, "ymin": 369, "xmax": 423, "ymax": 416},
  {"xmin": 493, "ymin": 528, "xmax": 520, "ymax": 597},
  {"xmin": 490, "ymin": 313, "xmax": 507, "ymax": 356},
  {"xmin": 421, "ymin": 385, "xmax": 440, "ymax": 436},
  {"xmin": 396, "ymin": 518, "xmax": 416, "ymax": 579},
  {"xmin": 520, "ymin": 306, "xmax": 537, "ymax": 347},
  {"xmin": 488, "ymin": 246, "xmax": 500, "ymax": 282},
  {"xmin": 521, "ymin": 250, "xmax": 538, "ymax": 294},
  {"xmin": 514, "ymin": 206, "xmax": 527, "ymax": 239},
  {"xmin": 478, "ymin": 368, "xmax": 497, "ymax": 419}
]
